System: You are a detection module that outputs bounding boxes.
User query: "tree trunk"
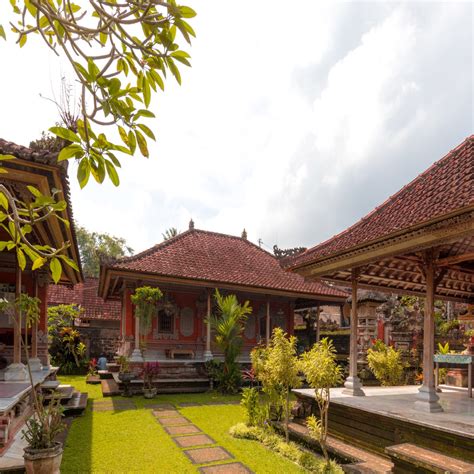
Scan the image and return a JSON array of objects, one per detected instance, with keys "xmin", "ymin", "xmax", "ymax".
[{"xmin": 285, "ymin": 388, "xmax": 289, "ymax": 442}]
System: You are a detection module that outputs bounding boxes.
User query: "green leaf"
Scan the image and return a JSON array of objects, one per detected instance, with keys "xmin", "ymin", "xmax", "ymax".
[
  {"xmin": 77, "ymin": 158, "xmax": 91, "ymax": 189},
  {"xmin": 50, "ymin": 257, "xmax": 62, "ymax": 284},
  {"xmin": 118, "ymin": 126, "xmax": 129, "ymax": 145},
  {"xmin": 26, "ymin": 186, "xmax": 41, "ymax": 198},
  {"xmin": 179, "ymin": 6, "xmax": 197, "ymax": 18},
  {"xmin": 0, "ymin": 25, "xmax": 6, "ymax": 41},
  {"xmin": 167, "ymin": 58, "xmax": 182, "ymax": 85},
  {"xmin": 143, "ymin": 78, "xmax": 151, "ymax": 108},
  {"xmin": 59, "ymin": 254, "xmax": 79, "ymax": 272},
  {"xmin": 105, "ymin": 160, "xmax": 120, "ymax": 186},
  {"xmin": 0, "ymin": 154, "xmax": 15, "ymax": 161},
  {"xmin": 135, "ymin": 130, "xmax": 149, "ymax": 157},
  {"xmin": 32, "ymin": 257, "xmax": 46, "ymax": 271},
  {"xmin": 16, "ymin": 248, "xmax": 26, "ymax": 270},
  {"xmin": 18, "ymin": 34, "xmax": 27, "ymax": 48},
  {"xmin": 58, "ymin": 144, "xmax": 83, "ymax": 161},
  {"xmin": 137, "ymin": 124, "xmax": 156, "ymax": 140},
  {"xmin": 99, "ymin": 31, "xmax": 107, "ymax": 45},
  {"xmin": 0, "ymin": 192, "xmax": 8, "ymax": 211},
  {"xmin": 49, "ymin": 127, "xmax": 81, "ymax": 143},
  {"xmin": 128, "ymin": 130, "xmax": 137, "ymax": 154}
]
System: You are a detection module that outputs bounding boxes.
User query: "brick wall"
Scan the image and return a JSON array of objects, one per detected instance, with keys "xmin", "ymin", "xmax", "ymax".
[{"xmin": 77, "ymin": 323, "xmax": 121, "ymax": 359}]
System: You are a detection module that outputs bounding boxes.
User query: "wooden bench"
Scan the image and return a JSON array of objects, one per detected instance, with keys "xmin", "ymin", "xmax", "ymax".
[
  {"xmin": 386, "ymin": 443, "xmax": 474, "ymax": 473},
  {"xmin": 166, "ymin": 349, "xmax": 195, "ymax": 360}
]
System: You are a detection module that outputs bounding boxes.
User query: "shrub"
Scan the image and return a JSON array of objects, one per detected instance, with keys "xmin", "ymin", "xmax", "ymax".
[
  {"xmin": 367, "ymin": 340, "xmax": 405, "ymax": 386},
  {"xmin": 228, "ymin": 423, "xmax": 260, "ymax": 440},
  {"xmin": 300, "ymin": 338, "xmax": 343, "ymax": 466},
  {"xmin": 241, "ymin": 387, "xmax": 260, "ymax": 426},
  {"xmin": 141, "ymin": 362, "xmax": 160, "ymax": 389}
]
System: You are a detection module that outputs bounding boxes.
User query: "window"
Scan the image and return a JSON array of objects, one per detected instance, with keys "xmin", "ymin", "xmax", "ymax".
[{"xmin": 158, "ymin": 309, "xmax": 174, "ymax": 334}]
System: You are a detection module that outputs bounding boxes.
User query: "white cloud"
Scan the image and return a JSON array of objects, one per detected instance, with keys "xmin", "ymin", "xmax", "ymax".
[{"xmin": 0, "ymin": 1, "xmax": 471, "ymax": 254}]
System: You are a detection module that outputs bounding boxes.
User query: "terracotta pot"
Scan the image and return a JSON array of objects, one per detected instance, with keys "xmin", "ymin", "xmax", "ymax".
[
  {"xmin": 143, "ymin": 387, "xmax": 157, "ymax": 399},
  {"xmin": 24, "ymin": 442, "xmax": 63, "ymax": 474}
]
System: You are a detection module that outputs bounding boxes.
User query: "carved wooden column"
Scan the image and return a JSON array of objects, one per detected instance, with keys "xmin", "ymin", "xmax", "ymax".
[
  {"xmin": 130, "ymin": 295, "xmax": 143, "ymax": 362},
  {"xmin": 343, "ymin": 268, "xmax": 364, "ymax": 396},
  {"xmin": 5, "ymin": 264, "xmax": 27, "ymax": 380},
  {"xmin": 415, "ymin": 250, "xmax": 443, "ymax": 412},
  {"xmin": 315, "ymin": 304, "xmax": 321, "ymax": 343},
  {"xmin": 266, "ymin": 300, "xmax": 271, "ymax": 344},
  {"xmin": 203, "ymin": 289, "xmax": 213, "ymax": 360},
  {"xmin": 28, "ymin": 274, "xmax": 43, "ymax": 371}
]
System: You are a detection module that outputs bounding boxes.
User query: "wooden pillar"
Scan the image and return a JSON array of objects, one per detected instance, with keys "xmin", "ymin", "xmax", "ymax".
[
  {"xmin": 28, "ymin": 274, "xmax": 43, "ymax": 371},
  {"xmin": 129, "ymin": 294, "xmax": 143, "ymax": 362},
  {"xmin": 266, "ymin": 300, "xmax": 270, "ymax": 344},
  {"xmin": 415, "ymin": 250, "xmax": 443, "ymax": 412},
  {"xmin": 315, "ymin": 304, "xmax": 321, "ymax": 343},
  {"xmin": 13, "ymin": 265, "xmax": 21, "ymax": 364},
  {"xmin": 203, "ymin": 289, "xmax": 213, "ymax": 360},
  {"xmin": 343, "ymin": 268, "xmax": 365, "ymax": 396}
]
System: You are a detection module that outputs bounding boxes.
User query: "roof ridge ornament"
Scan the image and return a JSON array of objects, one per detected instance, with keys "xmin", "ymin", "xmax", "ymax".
[
  {"xmin": 241, "ymin": 228, "xmax": 247, "ymax": 239},
  {"xmin": 189, "ymin": 218, "xmax": 194, "ymax": 230}
]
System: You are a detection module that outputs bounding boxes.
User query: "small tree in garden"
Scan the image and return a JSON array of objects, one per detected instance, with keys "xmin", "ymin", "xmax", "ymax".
[
  {"xmin": 131, "ymin": 286, "xmax": 163, "ymax": 345},
  {"xmin": 366, "ymin": 339, "xmax": 405, "ymax": 386},
  {"xmin": 263, "ymin": 328, "xmax": 301, "ymax": 442},
  {"xmin": 208, "ymin": 290, "xmax": 252, "ymax": 393},
  {"xmin": 300, "ymin": 338, "xmax": 343, "ymax": 466}
]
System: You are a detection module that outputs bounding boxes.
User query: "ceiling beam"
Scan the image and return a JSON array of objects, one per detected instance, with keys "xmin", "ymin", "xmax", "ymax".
[{"xmin": 435, "ymin": 251, "xmax": 474, "ymax": 267}]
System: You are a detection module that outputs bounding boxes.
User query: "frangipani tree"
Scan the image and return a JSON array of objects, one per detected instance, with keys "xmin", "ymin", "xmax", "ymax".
[
  {"xmin": 1, "ymin": 0, "xmax": 196, "ymax": 187},
  {"xmin": 300, "ymin": 338, "xmax": 343, "ymax": 465}
]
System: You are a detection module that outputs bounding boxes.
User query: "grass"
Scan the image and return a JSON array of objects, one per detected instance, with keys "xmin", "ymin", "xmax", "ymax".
[{"xmin": 59, "ymin": 376, "xmax": 305, "ymax": 473}]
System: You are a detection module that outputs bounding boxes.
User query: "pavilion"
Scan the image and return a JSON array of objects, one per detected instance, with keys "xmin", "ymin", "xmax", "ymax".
[
  {"xmin": 98, "ymin": 223, "xmax": 347, "ymax": 368},
  {"xmin": 0, "ymin": 138, "xmax": 82, "ymax": 452},
  {"xmin": 288, "ymin": 136, "xmax": 474, "ymax": 466}
]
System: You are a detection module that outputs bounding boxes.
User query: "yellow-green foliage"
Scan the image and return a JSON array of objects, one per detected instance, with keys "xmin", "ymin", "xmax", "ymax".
[{"xmin": 367, "ymin": 341, "xmax": 405, "ymax": 386}]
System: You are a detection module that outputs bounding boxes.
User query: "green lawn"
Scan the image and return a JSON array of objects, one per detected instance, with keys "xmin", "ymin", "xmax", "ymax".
[{"xmin": 59, "ymin": 376, "xmax": 305, "ymax": 473}]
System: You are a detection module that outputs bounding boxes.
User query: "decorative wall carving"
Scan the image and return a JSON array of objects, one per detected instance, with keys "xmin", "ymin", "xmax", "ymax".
[{"xmin": 244, "ymin": 315, "xmax": 256, "ymax": 339}]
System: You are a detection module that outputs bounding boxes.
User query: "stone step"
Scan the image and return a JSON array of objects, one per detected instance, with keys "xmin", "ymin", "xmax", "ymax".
[
  {"xmin": 63, "ymin": 392, "xmax": 88, "ymax": 416},
  {"xmin": 101, "ymin": 379, "xmax": 121, "ymax": 397},
  {"xmin": 286, "ymin": 422, "xmax": 393, "ymax": 474}
]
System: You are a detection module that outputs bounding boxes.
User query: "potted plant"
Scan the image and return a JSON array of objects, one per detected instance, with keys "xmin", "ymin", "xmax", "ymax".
[
  {"xmin": 23, "ymin": 397, "xmax": 65, "ymax": 474},
  {"xmin": 117, "ymin": 355, "xmax": 134, "ymax": 397},
  {"xmin": 131, "ymin": 286, "xmax": 163, "ymax": 348},
  {"xmin": 142, "ymin": 362, "xmax": 160, "ymax": 398}
]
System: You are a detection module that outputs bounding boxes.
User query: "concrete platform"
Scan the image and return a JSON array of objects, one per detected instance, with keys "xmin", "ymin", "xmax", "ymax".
[{"xmin": 293, "ymin": 385, "xmax": 474, "ymax": 462}]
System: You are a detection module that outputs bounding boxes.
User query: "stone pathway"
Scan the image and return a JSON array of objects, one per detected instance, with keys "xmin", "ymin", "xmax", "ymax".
[{"xmin": 152, "ymin": 404, "xmax": 253, "ymax": 473}]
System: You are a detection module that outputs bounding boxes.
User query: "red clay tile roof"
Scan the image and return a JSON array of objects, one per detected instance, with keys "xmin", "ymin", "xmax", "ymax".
[
  {"xmin": 291, "ymin": 135, "xmax": 474, "ymax": 269},
  {"xmin": 105, "ymin": 229, "xmax": 347, "ymax": 299},
  {"xmin": 48, "ymin": 277, "xmax": 120, "ymax": 320}
]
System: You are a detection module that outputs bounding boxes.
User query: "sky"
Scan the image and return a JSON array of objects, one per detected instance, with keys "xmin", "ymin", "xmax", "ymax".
[{"xmin": 1, "ymin": 1, "xmax": 473, "ymax": 255}]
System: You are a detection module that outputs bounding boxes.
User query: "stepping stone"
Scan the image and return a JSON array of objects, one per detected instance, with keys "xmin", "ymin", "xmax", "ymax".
[
  {"xmin": 184, "ymin": 446, "xmax": 233, "ymax": 464},
  {"xmin": 199, "ymin": 463, "xmax": 253, "ymax": 474},
  {"xmin": 179, "ymin": 402, "xmax": 201, "ymax": 407},
  {"xmin": 144, "ymin": 403, "xmax": 175, "ymax": 410},
  {"xmin": 153, "ymin": 409, "xmax": 180, "ymax": 418},
  {"xmin": 158, "ymin": 416, "xmax": 190, "ymax": 426},
  {"xmin": 165, "ymin": 424, "xmax": 201, "ymax": 435},
  {"xmin": 173, "ymin": 434, "xmax": 215, "ymax": 448}
]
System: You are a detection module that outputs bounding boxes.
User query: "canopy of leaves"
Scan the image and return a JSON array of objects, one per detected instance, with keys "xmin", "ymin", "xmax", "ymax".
[
  {"xmin": 131, "ymin": 286, "xmax": 163, "ymax": 335},
  {"xmin": 77, "ymin": 225, "xmax": 133, "ymax": 277},
  {"xmin": 3, "ymin": 0, "xmax": 197, "ymax": 188}
]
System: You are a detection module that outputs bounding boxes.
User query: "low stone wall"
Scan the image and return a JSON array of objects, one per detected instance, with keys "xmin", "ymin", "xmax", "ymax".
[{"xmin": 77, "ymin": 322, "xmax": 120, "ymax": 359}]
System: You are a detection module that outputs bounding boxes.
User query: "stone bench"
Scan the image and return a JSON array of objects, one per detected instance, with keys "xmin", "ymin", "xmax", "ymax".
[{"xmin": 385, "ymin": 443, "xmax": 474, "ymax": 473}]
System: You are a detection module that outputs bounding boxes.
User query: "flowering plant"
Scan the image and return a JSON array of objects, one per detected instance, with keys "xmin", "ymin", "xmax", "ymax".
[{"xmin": 142, "ymin": 362, "xmax": 160, "ymax": 389}]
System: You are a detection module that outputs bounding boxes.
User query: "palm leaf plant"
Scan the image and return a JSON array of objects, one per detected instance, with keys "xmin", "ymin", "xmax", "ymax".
[{"xmin": 207, "ymin": 290, "xmax": 252, "ymax": 393}]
